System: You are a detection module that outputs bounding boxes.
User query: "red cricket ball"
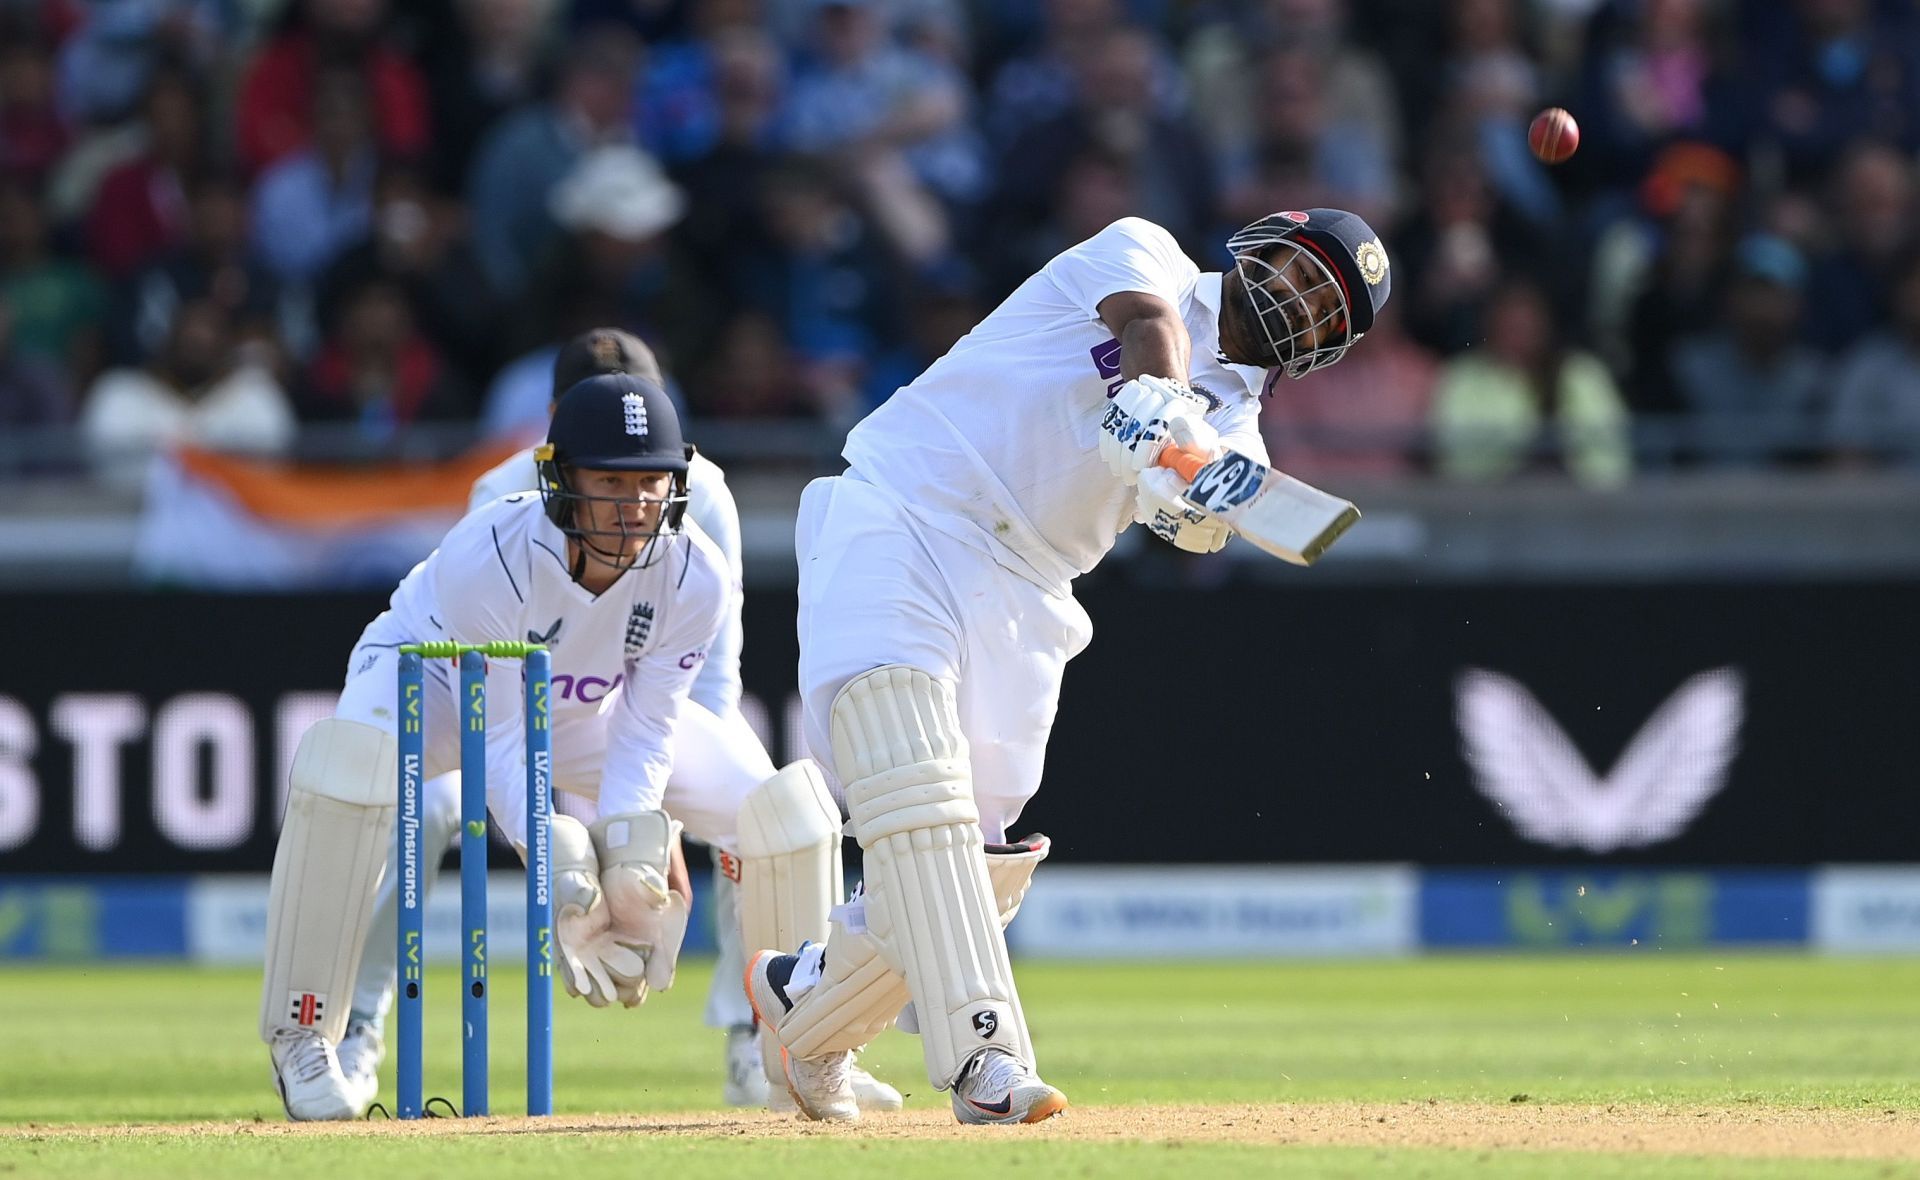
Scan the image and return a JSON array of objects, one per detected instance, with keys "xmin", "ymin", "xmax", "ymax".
[{"xmin": 1528, "ymin": 107, "xmax": 1580, "ymax": 165}]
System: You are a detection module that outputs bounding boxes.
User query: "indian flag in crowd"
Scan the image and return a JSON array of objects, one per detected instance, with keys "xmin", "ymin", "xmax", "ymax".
[{"xmin": 134, "ymin": 444, "xmax": 520, "ymax": 589}]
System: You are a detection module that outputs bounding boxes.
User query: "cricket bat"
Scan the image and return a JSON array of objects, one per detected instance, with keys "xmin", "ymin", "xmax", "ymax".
[{"xmin": 1157, "ymin": 444, "xmax": 1359, "ymax": 565}]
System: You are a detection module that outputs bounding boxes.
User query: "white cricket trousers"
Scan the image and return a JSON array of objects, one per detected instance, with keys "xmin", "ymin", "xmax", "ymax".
[{"xmin": 796, "ymin": 473, "xmax": 1092, "ymax": 840}]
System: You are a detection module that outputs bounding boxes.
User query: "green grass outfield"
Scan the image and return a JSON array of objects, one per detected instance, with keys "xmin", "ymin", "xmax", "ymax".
[{"xmin": 2, "ymin": 956, "xmax": 1917, "ymax": 1178}]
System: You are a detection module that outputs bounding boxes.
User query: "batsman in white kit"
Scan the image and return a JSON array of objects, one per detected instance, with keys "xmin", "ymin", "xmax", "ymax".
[
  {"xmin": 744, "ymin": 209, "xmax": 1392, "ymax": 1124},
  {"xmin": 330, "ymin": 331, "xmax": 897, "ymax": 1113},
  {"xmin": 261, "ymin": 373, "xmax": 732, "ymax": 1119}
]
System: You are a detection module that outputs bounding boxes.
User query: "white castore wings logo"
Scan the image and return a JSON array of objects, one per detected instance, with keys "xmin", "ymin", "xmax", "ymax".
[{"xmin": 1455, "ymin": 667, "xmax": 1744, "ymax": 853}]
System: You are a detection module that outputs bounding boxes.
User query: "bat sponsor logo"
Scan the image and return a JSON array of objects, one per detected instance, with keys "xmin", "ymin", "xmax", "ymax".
[{"xmin": 1186, "ymin": 453, "xmax": 1264, "ymax": 514}]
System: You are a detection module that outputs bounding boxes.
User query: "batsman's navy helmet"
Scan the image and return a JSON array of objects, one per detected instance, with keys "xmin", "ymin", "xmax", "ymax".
[{"xmin": 1227, "ymin": 208, "xmax": 1391, "ymax": 377}]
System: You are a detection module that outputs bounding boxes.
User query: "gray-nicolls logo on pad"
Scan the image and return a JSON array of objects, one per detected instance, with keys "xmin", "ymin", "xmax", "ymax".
[
  {"xmin": 1455, "ymin": 667, "xmax": 1744, "ymax": 854},
  {"xmin": 972, "ymin": 1011, "xmax": 998, "ymax": 1038}
]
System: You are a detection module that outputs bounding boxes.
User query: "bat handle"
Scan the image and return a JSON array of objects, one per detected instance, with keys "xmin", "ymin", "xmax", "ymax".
[{"xmin": 1157, "ymin": 443, "xmax": 1209, "ymax": 482}]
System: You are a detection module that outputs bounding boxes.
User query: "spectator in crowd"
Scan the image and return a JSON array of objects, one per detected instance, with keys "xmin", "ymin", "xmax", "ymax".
[
  {"xmin": 1571, "ymin": 0, "xmax": 1730, "ymax": 193},
  {"xmin": 54, "ymin": 0, "xmax": 235, "ymax": 128},
  {"xmin": 1187, "ymin": 0, "xmax": 1403, "ymax": 216},
  {"xmin": 524, "ymin": 144, "xmax": 718, "ymax": 375},
  {"xmin": 420, "ymin": 0, "xmax": 556, "ymax": 195},
  {"xmin": 1394, "ymin": 127, "xmax": 1551, "ymax": 355},
  {"xmin": 997, "ymin": 25, "xmax": 1213, "ymax": 262},
  {"xmin": 0, "ymin": 291, "xmax": 74, "ymax": 436},
  {"xmin": 467, "ymin": 30, "xmax": 637, "ymax": 299},
  {"xmin": 1261, "ymin": 302, "xmax": 1437, "ymax": 484},
  {"xmin": 251, "ymin": 65, "xmax": 379, "ymax": 285},
  {"xmin": 319, "ymin": 163, "xmax": 499, "ymax": 390},
  {"xmin": 1826, "ymin": 248, "xmax": 1920, "ymax": 468},
  {"xmin": 234, "ymin": 0, "xmax": 429, "ymax": 177},
  {"xmin": 1801, "ymin": 142, "xmax": 1915, "ymax": 353},
  {"xmin": 779, "ymin": 0, "xmax": 987, "ymax": 262},
  {"xmin": 699, "ymin": 311, "xmax": 805, "ymax": 418},
  {"xmin": 1438, "ymin": 0, "xmax": 1558, "ymax": 226},
  {"xmin": 113, "ymin": 173, "xmax": 284, "ymax": 368},
  {"xmin": 1742, "ymin": 0, "xmax": 1920, "ymax": 184},
  {"xmin": 293, "ymin": 272, "xmax": 468, "ymax": 441},
  {"xmin": 0, "ymin": 34, "xmax": 68, "ymax": 187},
  {"xmin": 1215, "ymin": 46, "xmax": 1396, "ymax": 233},
  {"xmin": 634, "ymin": 0, "xmax": 768, "ymax": 164},
  {"xmin": 861, "ymin": 269, "xmax": 980, "ymax": 411},
  {"xmin": 984, "ymin": 0, "xmax": 1180, "ymax": 151},
  {"xmin": 80, "ymin": 295, "xmax": 294, "ymax": 486},
  {"xmin": 992, "ymin": 144, "xmax": 1138, "ymax": 294},
  {"xmin": 1670, "ymin": 234, "xmax": 1826, "ymax": 468},
  {"xmin": 746, "ymin": 154, "xmax": 896, "ymax": 426},
  {"xmin": 0, "ymin": 177, "xmax": 105, "ymax": 380},
  {"xmin": 84, "ymin": 66, "xmax": 204, "ymax": 279},
  {"xmin": 1606, "ymin": 142, "xmax": 1742, "ymax": 415},
  {"xmin": 1432, "ymin": 276, "xmax": 1631, "ymax": 487},
  {"xmin": 671, "ymin": 28, "xmax": 786, "ymax": 285}
]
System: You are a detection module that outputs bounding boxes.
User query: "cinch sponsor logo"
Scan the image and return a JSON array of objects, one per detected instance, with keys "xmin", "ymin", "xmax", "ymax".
[
  {"xmin": 552, "ymin": 673, "xmax": 623, "ymax": 702},
  {"xmin": 678, "ymin": 651, "xmax": 706, "ymax": 671}
]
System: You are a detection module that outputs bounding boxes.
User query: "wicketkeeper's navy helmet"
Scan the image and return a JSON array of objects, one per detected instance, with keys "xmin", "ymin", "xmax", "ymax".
[
  {"xmin": 536, "ymin": 373, "xmax": 691, "ymax": 566},
  {"xmin": 1226, "ymin": 208, "xmax": 1391, "ymax": 378}
]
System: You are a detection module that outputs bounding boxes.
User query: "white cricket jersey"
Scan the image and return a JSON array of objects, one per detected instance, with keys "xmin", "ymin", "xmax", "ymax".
[
  {"xmin": 469, "ymin": 447, "xmax": 745, "ymax": 716},
  {"xmin": 370, "ymin": 494, "xmax": 729, "ymax": 818},
  {"xmin": 843, "ymin": 217, "xmax": 1270, "ymax": 589}
]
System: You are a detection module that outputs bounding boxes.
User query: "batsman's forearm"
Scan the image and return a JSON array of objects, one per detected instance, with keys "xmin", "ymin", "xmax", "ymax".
[{"xmin": 1118, "ymin": 313, "xmax": 1191, "ymax": 382}]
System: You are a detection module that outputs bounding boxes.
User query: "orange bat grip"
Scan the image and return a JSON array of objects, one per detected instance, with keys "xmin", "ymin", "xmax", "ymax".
[{"xmin": 1157, "ymin": 443, "xmax": 1209, "ymax": 482}]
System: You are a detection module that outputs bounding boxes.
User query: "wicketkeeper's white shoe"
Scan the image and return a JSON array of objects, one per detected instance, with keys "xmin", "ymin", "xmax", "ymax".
[
  {"xmin": 745, "ymin": 950, "xmax": 858, "ymax": 1121},
  {"xmin": 269, "ymin": 1028, "xmax": 364, "ymax": 1121},
  {"xmin": 335, "ymin": 1019, "xmax": 385, "ymax": 1111},
  {"xmin": 951, "ymin": 1048, "xmax": 1067, "ymax": 1125},
  {"xmin": 723, "ymin": 1023, "xmax": 770, "ymax": 1107}
]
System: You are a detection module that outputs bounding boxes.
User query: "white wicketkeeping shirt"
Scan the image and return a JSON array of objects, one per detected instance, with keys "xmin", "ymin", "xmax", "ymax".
[
  {"xmin": 469, "ymin": 448, "xmax": 745, "ymax": 717},
  {"xmin": 373, "ymin": 494, "xmax": 729, "ymax": 821},
  {"xmin": 844, "ymin": 217, "xmax": 1269, "ymax": 589}
]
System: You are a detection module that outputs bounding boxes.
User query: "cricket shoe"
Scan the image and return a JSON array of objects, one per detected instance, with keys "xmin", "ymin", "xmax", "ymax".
[
  {"xmin": 952, "ymin": 1048, "xmax": 1068, "ymax": 1125},
  {"xmin": 723, "ymin": 1023, "xmax": 770, "ymax": 1107},
  {"xmin": 334, "ymin": 1019, "xmax": 385, "ymax": 1111},
  {"xmin": 269, "ymin": 1028, "xmax": 363, "ymax": 1121},
  {"xmin": 764, "ymin": 1055, "xmax": 904, "ymax": 1114},
  {"xmin": 745, "ymin": 949, "xmax": 858, "ymax": 1121}
]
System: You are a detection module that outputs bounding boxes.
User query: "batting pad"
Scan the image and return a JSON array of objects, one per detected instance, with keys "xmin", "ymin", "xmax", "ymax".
[
  {"xmin": 775, "ymin": 836, "xmax": 1047, "ymax": 1061},
  {"xmin": 737, "ymin": 760, "xmax": 844, "ymax": 956},
  {"xmin": 259, "ymin": 718, "xmax": 397, "ymax": 1045},
  {"xmin": 833, "ymin": 665, "xmax": 1033, "ymax": 1086}
]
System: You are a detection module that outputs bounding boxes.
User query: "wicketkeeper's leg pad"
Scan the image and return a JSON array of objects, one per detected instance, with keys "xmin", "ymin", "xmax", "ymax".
[
  {"xmin": 259, "ymin": 718, "xmax": 397, "ymax": 1045},
  {"xmin": 833, "ymin": 665, "xmax": 1032, "ymax": 1086}
]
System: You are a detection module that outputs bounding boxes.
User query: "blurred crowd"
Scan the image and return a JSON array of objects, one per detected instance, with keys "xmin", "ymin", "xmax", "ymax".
[{"xmin": 5, "ymin": 0, "xmax": 1920, "ymax": 487}]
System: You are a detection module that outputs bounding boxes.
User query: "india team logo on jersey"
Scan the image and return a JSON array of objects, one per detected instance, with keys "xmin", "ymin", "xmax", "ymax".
[{"xmin": 623, "ymin": 390, "xmax": 649, "ymax": 437}]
